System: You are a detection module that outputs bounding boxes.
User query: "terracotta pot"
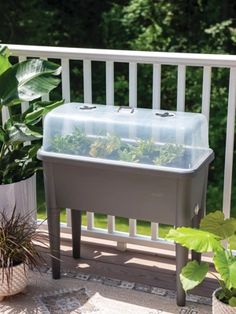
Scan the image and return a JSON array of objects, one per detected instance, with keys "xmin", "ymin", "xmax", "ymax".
[
  {"xmin": 0, "ymin": 263, "xmax": 28, "ymax": 301},
  {"xmin": 212, "ymin": 288, "xmax": 236, "ymax": 313},
  {"xmin": 0, "ymin": 175, "xmax": 37, "ymax": 220}
]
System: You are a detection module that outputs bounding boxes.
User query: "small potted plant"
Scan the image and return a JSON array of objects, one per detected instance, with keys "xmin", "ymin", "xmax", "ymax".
[
  {"xmin": 0, "ymin": 45, "xmax": 63, "ymax": 217},
  {"xmin": 166, "ymin": 211, "xmax": 236, "ymax": 313},
  {"xmin": 0, "ymin": 209, "xmax": 45, "ymax": 301}
]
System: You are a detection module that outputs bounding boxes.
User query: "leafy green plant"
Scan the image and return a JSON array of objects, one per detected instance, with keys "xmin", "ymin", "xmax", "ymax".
[
  {"xmin": 51, "ymin": 127, "xmax": 90, "ymax": 155},
  {"xmin": 134, "ymin": 139, "xmax": 158, "ymax": 162},
  {"xmin": 166, "ymin": 211, "xmax": 236, "ymax": 307},
  {"xmin": 118, "ymin": 147, "xmax": 139, "ymax": 162},
  {"xmin": 50, "ymin": 128, "xmax": 185, "ymax": 167},
  {"xmin": 0, "ymin": 209, "xmax": 46, "ymax": 288},
  {"xmin": 0, "ymin": 46, "xmax": 63, "ymax": 184},
  {"xmin": 89, "ymin": 134, "xmax": 121, "ymax": 158},
  {"xmin": 153, "ymin": 144, "xmax": 184, "ymax": 166}
]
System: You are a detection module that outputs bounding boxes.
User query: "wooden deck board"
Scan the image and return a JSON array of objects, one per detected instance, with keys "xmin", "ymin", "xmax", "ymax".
[{"xmin": 38, "ymin": 234, "xmax": 217, "ymax": 298}]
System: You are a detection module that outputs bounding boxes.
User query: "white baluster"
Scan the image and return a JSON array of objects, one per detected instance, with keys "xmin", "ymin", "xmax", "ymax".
[
  {"xmin": 223, "ymin": 67, "xmax": 236, "ymax": 218},
  {"xmin": 152, "ymin": 64, "xmax": 161, "ymax": 110},
  {"xmin": 87, "ymin": 212, "xmax": 94, "ymax": 230},
  {"xmin": 129, "ymin": 219, "xmax": 137, "ymax": 237},
  {"xmin": 129, "ymin": 62, "xmax": 137, "ymax": 108},
  {"xmin": 83, "ymin": 60, "xmax": 92, "ymax": 103},
  {"xmin": 151, "ymin": 222, "xmax": 159, "ymax": 241},
  {"xmin": 61, "ymin": 58, "xmax": 73, "ymax": 227},
  {"xmin": 83, "ymin": 59, "xmax": 94, "ymax": 226},
  {"xmin": 201, "ymin": 66, "xmax": 212, "ymax": 122},
  {"xmin": 61, "ymin": 58, "xmax": 71, "ymax": 103},
  {"xmin": 108, "ymin": 215, "xmax": 115, "ymax": 233},
  {"xmin": 106, "ymin": 61, "xmax": 114, "ymax": 106},
  {"xmin": 177, "ymin": 65, "xmax": 186, "ymax": 111}
]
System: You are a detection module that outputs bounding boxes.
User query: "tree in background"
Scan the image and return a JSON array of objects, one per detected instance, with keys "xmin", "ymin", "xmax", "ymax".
[
  {"xmin": 102, "ymin": 0, "xmax": 236, "ymax": 214},
  {"xmin": 0, "ymin": 0, "xmax": 111, "ymax": 47},
  {"xmin": 1, "ymin": 0, "xmax": 236, "ymax": 214}
]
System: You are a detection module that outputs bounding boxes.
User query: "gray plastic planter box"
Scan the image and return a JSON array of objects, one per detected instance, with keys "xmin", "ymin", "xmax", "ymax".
[{"xmin": 38, "ymin": 103, "xmax": 214, "ymax": 306}]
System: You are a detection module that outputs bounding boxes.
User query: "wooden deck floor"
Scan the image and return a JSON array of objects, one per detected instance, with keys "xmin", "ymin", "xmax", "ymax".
[{"xmin": 38, "ymin": 233, "xmax": 218, "ymax": 299}]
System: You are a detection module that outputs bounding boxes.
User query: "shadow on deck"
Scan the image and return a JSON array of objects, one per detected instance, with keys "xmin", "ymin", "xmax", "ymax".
[{"xmin": 37, "ymin": 233, "xmax": 218, "ymax": 299}]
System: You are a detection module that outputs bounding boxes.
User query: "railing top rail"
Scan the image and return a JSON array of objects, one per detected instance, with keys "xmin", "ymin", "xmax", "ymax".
[{"xmin": 5, "ymin": 44, "xmax": 236, "ymax": 67}]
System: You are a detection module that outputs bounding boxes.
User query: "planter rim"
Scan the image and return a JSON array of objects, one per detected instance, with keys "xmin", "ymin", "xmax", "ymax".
[
  {"xmin": 0, "ymin": 262, "xmax": 27, "ymax": 274},
  {"xmin": 0, "ymin": 261, "xmax": 24, "ymax": 268},
  {"xmin": 0, "ymin": 174, "xmax": 35, "ymax": 187},
  {"xmin": 213, "ymin": 287, "xmax": 236, "ymax": 310}
]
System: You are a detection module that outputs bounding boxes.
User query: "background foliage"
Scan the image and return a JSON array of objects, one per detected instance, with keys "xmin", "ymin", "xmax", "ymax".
[{"xmin": 1, "ymin": 0, "xmax": 236, "ymax": 216}]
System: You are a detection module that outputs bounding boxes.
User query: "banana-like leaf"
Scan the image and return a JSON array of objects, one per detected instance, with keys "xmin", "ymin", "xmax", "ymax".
[
  {"xmin": 166, "ymin": 227, "xmax": 222, "ymax": 252},
  {"xmin": 8, "ymin": 123, "xmax": 42, "ymax": 143},
  {"xmin": 229, "ymin": 234, "xmax": 236, "ymax": 250},
  {"xmin": 180, "ymin": 260, "xmax": 209, "ymax": 291},
  {"xmin": 0, "ymin": 59, "xmax": 61, "ymax": 107},
  {"xmin": 200, "ymin": 211, "xmax": 236, "ymax": 239},
  {"xmin": 0, "ymin": 46, "xmax": 11, "ymax": 76},
  {"xmin": 23, "ymin": 99, "xmax": 64, "ymax": 124},
  {"xmin": 0, "ymin": 126, "xmax": 8, "ymax": 142},
  {"xmin": 15, "ymin": 144, "xmax": 40, "ymax": 158},
  {"xmin": 24, "ymin": 107, "xmax": 45, "ymax": 125},
  {"xmin": 27, "ymin": 144, "xmax": 41, "ymax": 158},
  {"xmin": 214, "ymin": 250, "xmax": 236, "ymax": 289}
]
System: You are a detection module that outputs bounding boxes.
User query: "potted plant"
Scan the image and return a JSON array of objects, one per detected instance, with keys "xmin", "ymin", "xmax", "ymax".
[
  {"xmin": 166, "ymin": 211, "xmax": 236, "ymax": 313},
  {"xmin": 0, "ymin": 208, "xmax": 45, "ymax": 301},
  {"xmin": 0, "ymin": 45, "xmax": 63, "ymax": 217}
]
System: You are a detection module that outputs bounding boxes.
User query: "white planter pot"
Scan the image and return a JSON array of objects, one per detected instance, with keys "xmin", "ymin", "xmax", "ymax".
[
  {"xmin": 212, "ymin": 288, "xmax": 236, "ymax": 313},
  {"xmin": 0, "ymin": 175, "xmax": 37, "ymax": 220},
  {"xmin": 0, "ymin": 263, "xmax": 28, "ymax": 301}
]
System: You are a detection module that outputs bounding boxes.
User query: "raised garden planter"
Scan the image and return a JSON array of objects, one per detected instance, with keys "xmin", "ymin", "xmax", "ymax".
[{"xmin": 37, "ymin": 103, "xmax": 214, "ymax": 306}]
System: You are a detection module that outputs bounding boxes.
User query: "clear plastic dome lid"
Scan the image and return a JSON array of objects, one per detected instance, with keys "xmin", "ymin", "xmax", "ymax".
[{"xmin": 42, "ymin": 103, "xmax": 211, "ymax": 170}]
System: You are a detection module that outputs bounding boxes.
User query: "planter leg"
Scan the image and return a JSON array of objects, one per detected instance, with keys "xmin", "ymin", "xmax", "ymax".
[
  {"xmin": 71, "ymin": 209, "xmax": 81, "ymax": 258},
  {"xmin": 191, "ymin": 212, "xmax": 201, "ymax": 262},
  {"xmin": 48, "ymin": 207, "xmax": 61, "ymax": 279},
  {"xmin": 176, "ymin": 243, "xmax": 188, "ymax": 306},
  {"xmin": 192, "ymin": 174, "xmax": 207, "ymax": 262}
]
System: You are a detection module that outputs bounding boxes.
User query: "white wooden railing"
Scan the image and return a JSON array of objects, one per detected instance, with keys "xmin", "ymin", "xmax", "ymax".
[{"xmin": 2, "ymin": 44, "xmax": 236, "ymax": 250}]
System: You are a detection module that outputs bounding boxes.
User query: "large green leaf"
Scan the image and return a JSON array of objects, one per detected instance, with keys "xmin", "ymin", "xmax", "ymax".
[
  {"xmin": 0, "ymin": 46, "xmax": 11, "ymax": 76},
  {"xmin": 27, "ymin": 144, "xmax": 41, "ymax": 159},
  {"xmin": 229, "ymin": 234, "xmax": 236, "ymax": 250},
  {"xmin": 166, "ymin": 227, "xmax": 222, "ymax": 252},
  {"xmin": 200, "ymin": 211, "xmax": 236, "ymax": 239},
  {"xmin": 0, "ymin": 59, "xmax": 61, "ymax": 107},
  {"xmin": 0, "ymin": 126, "xmax": 8, "ymax": 142},
  {"xmin": 23, "ymin": 107, "xmax": 44, "ymax": 125},
  {"xmin": 23, "ymin": 99, "xmax": 64, "ymax": 124},
  {"xmin": 214, "ymin": 250, "xmax": 236, "ymax": 289},
  {"xmin": 7, "ymin": 123, "xmax": 42, "ymax": 143},
  {"xmin": 180, "ymin": 260, "xmax": 209, "ymax": 291}
]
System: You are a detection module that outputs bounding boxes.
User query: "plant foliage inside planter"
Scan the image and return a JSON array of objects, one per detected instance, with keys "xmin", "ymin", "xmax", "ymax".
[
  {"xmin": 49, "ymin": 127, "xmax": 185, "ymax": 167},
  {"xmin": 0, "ymin": 45, "xmax": 63, "ymax": 184},
  {"xmin": 166, "ymin": 211, "xmax": 236, "ymax": 307}
]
